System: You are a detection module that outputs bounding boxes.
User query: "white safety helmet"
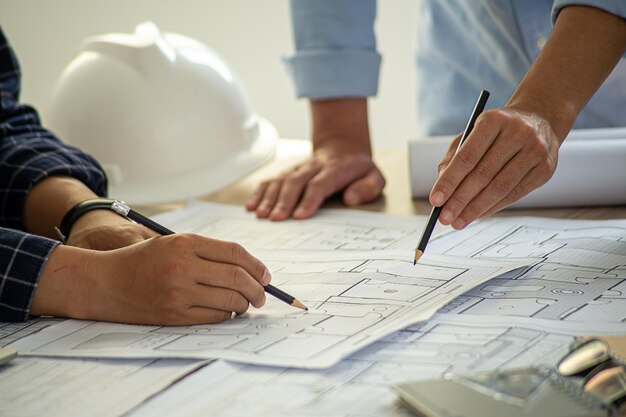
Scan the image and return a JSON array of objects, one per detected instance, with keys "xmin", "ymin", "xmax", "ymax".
[{"xmin": 48, "ymin": 22, "xmax": 277, "ymax": 205}]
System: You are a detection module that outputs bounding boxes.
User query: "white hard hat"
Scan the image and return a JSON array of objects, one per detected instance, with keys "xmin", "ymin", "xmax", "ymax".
[{"xmin": 48, "ymin": 22, "xmax": 277, "ymax": 205}]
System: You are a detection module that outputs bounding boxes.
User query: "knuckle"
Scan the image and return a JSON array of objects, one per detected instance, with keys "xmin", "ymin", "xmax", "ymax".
[
  {"xmin": 474, "ymin": 163, "xmax": 496, "ymax": 183},
  {"xmin": 437, "ymin": 159, "xmax": 450, "ymax": 173},
  {"xmin": 462, "ymin": 203, "xmax": 483, "ymax": 220},
  {"xmin": 492, "ymin": 176, "xmax": 515, "ymax": 196},
  {"xmin": 228, "ymin": 242, "xmax": 246, "ymax": 260},
  {"xmin": 449, "ymin": 194, "xmax": 469, "ymax": 210},
  {"xmin": 454, "ymin": 148, "xmax": 476, "ymax": 168},
  {"xmin": 527, "ymin": 137, "xmax": 548, "ymax": 157},
  {"xmin": 231, "ymin": 265, "xmax": 247, "ymax": 287},
  {"xmin": 436, "ymin": 175, "xmax": 457, "ymax": 194},
  {"xmin": 478, "ymin": 109, "xmax": 502, "ymax": 125}
]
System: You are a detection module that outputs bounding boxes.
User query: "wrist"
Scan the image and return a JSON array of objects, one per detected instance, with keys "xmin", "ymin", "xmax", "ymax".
[
  {"xmin": 31, "ymin": 244, "xmax": 99, "ymax": 319},
  {"xmin": 24, "ymin": 176, "xmax": 100, "ymax": 238},
  {"xmin": 311, "ymin": 98, "xmax": 372, "ymax": 156},
  {"xmin": 55, "ymin": 198, "xmax": 129, "ymax": 243}
]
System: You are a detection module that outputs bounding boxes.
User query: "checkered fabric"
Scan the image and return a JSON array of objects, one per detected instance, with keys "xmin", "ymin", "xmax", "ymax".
[{"xmin": 0, "ymin": 26, "xmax": 107, "ymax": 321}]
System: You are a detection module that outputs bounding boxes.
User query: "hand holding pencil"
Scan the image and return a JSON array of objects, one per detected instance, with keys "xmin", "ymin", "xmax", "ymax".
[{"xmin": 414, "ymin": 90, "xmax": 490, "ymax": 264}]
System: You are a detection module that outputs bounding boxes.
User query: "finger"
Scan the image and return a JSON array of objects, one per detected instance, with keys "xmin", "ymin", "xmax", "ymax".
[
  {"xmin": 246, "ymin": 181, "xmax": 269, "ymax": 211},
  {"xmin": 451, "ymin": 151, "xmax": 536, "ymax": 228},
  {"xmin": 269, "ymin": 164, "xmax": 321, "ymax": 221},
  {"xmin": 191, "ymin": 235, "xmax": 270, "ymax": 284},
  {"xmin": 255, "ymin": 180, "xmax": 282, "ymax": 218},
  {"xmin": 189, "ymin": 285, "xmax": 251, "ymax": 315},
  {"xmin": 438, "ymin": 139, "xmax": 522, "ymax": 226},
  {"xmin": 430, "ymin": 112, "xmax": 501, "ymax": 207},
  {"xmin": 342, "ymin": 167, "xmax": 385, "ymax": 206},
  {"xmin": 171, "ymin": 307, "xmax": 233, "ymax": 325},
  {"xmin": 436, "ymin": 133, "xmax": 462, "ymax": 176},
  {"xmin": 192, "ymin": 261, "xmax": 267, "ymax": 309},
  {"xmin": 293, "ymin": 160, "xmax": 371, "ymax": 219}
]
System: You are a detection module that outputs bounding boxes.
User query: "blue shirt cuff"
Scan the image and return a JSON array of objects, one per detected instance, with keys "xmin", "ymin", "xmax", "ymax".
[
  {"xmin": 552, "ymin": 0, "xmax": 626, "ymax": 23},
  {"xmin": 284, "ymin": 49, "xmax": 381, "ymax": 99}
]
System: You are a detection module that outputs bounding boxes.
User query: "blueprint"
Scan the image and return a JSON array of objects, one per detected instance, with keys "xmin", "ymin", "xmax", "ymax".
[
  {"xmin": 428, "ymin": 217, "xmax": 626, "ymax": 323},
  {"xmin": 152, "ymin": 201, "xmax": 451, "ymax": 251},
  {"xmin": 0, "ymin": 318, "xmax": 62, "ymax": 347},
  {"xmin": 0, "ymin": 357, "xmax": 204, "ymax": 417},
  {"xmin": 8, "ymin": 251, "xmax": 527, "ymax": 368},
  {"xmin": 129, "ymin": 314, "xmax": 624, "ymax": 417},
  {"xmin": 0, "ymin": 319, "xmax": 205, "ymax": 417}
]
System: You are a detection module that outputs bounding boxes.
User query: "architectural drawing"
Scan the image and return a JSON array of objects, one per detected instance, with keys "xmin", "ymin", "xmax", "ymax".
[
  {"xmin": 130, "ymin": 314, "xmax": 618, "ymax": 417},
  {"xmin": 0, "ymin": 356, "xmax": 203, "ymax": 417},
  {"xmin": 0, "ymin": 318, "xmax": 62, "ymax": 347},
  {"xmin": 430, "ymin": 217, "xmax": 626, "ymax": 323},
  {"xmin": 0, "ymin": 318, "xmax": 204, "ymax": 417},
  {"xmin": 153, "ymin": 201, "xmax": 447, "ymax": 251},
  {"xmin": 9, "ymin": 251, "xmax": 526, "ymax": 368}
]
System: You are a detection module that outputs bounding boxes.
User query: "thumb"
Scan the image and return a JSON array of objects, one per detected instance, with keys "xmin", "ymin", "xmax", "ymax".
[{"xmin": 343, "ymin": 168, "xmax": 385, "ymax": 206}]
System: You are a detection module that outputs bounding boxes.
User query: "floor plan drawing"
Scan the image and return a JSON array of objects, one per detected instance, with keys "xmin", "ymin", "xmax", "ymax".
[
  {"xmin": 429, "ymin": 217, "xmax": 626, "ymax": 323},
  {"xmin": 9, "ymin": 251, "xmax": 527, "ymax": 368},
  {"xmin": 0, "ymin": 318, "xmax": 62, "ymax": 347},
  {"xmin": 129, "ymin": 314, "xmax": 615, "ymax": 417},
  {"xmin": 0, "ymin": 356, "xmax": 204, "ymax": 417},
  {"xmin": 153, "ymin": 201, "xmax": 449, "ymax": 251}
]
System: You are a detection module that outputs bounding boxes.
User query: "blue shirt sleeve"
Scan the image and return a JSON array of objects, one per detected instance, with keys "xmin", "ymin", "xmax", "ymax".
[
  {"xmin": 552, "ymin": 0, "xmax": 626, "ymax": 22},
  {"xmin": 284, "ymin": 0, "xmax": 381, "ymax": 99},
  {"xmin": 0, "ymin": 25, "xmax": 107, "ymax": 321}
]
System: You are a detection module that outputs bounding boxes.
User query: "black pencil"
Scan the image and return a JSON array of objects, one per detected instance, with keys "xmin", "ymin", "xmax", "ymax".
[
  {"xmin": 414, "ymin": 90, "xmax": 490, "ymax": 265},
  {"xmin": 110, "ymin": 201, "xmax": 308, "ymax": 310}
]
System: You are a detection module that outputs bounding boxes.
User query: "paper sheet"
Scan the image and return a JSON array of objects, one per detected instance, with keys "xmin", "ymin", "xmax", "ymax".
[
  {"xmin": 9, "ymin": 251, "xmax": 527, "ymax": 368},
  {"xmin": 409, "ymin": 127, "xmax": 626, "ymax": 207},
  {"xmin": 0, "ymin": 319, "xmax": 205, "ymax": 417},
  {"xmin": 153, "ymin": 201, "xmax": 452, "ymax": 251},
  {"xmin": 128, "ymin": 314, "xmax": 624, "ymax": 417},
  {"xmin": 429, "ymin": 217, "xmax": 626, "ymax": 323}
]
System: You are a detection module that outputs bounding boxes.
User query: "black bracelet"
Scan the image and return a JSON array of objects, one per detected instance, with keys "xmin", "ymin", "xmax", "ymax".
[{"xmin": 54, "ymin": 198, "xmax": 130, "ymax": 243}]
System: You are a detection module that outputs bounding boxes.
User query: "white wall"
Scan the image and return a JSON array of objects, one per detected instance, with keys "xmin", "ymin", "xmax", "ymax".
[{"xmin": 1, "ymin": 0, "xmax": 418, "ymax": 148}]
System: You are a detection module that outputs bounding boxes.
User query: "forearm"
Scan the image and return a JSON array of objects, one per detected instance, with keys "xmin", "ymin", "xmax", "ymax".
[
  {"xmin": 507, "ymin": 6, "xmax": 626, "ymax": 139},
  {"xmin": 23, "ymin": 176, "xmax": 100, "ymax": 238},
  {"xmin": 311, "ymin": 98, "xmax": 372, "ymax": 154}
]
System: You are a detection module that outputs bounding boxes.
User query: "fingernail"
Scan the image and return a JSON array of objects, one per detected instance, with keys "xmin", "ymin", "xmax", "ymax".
[
  {"xmin": 262, "ymin": 270, "xmax": 272, "ymax": 285},
  {"xmin": 431, "ymin": 191, "xmax": 445, "ymax": 206},
  {"xmin": 441, "ymin": 210, "xmax": 453, "ymax": 223},
  {"xmin": 345, "ymin": 192, "xmax": 360, "ymax": 205},
  {"xmin": 453, "ymin": 218, "xmax": 466, "ymax": 229}
]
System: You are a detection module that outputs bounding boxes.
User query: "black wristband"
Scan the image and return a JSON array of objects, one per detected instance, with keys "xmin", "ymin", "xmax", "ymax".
[{"xmin": 54, "ymin": 198, "xmax": 129, "ymax": 243}]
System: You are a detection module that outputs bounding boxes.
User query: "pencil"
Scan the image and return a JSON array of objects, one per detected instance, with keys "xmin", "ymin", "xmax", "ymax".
[
  {"xmin": 110, "ymin": 201, "xmax": 308, "ymax": 310},
  {"xmin": 414, "ymin": 90, "xmax": 490, "ymax": 265}
]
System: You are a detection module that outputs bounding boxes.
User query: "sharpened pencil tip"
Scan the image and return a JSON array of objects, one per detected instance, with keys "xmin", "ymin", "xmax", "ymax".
[
  {"xmin": 292, "ymin": 299, "xmax": 308, "ymax": 311},
  {"xmin": 413, "ymin": 250, "xmax": 423, "ymax": 265}
]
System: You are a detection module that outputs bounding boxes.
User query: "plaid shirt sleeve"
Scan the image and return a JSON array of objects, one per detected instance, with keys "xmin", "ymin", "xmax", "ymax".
[{"xmin": 0, "ymin": 26, "xmax": 107, "ymax": 321}]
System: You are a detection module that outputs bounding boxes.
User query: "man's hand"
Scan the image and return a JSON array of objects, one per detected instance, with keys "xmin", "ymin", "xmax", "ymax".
[
  {"xmin": 430, "ymin": 107, "xmax": 560, "ymax": 229},
  {"xmin": 431, "ymin": 6, "xmax": 626, "ymax": 229},
  {"xmin": 32, "ymin": 234, "xmax": 271, "ymax": 325},
  {"xmin": 247, "ymin": 146, "xmax": 385, "ymax": 220},
  {"xmin": 247, "ymin": 98, "xmax": 384, "ymax": 220},
  {"xmin": 66, "ymin": 210, "xmax": 158, "ymax": 250}
]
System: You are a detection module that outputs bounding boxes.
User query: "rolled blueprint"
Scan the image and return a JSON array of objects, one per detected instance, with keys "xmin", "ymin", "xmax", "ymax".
[{"xmin": 409, "ymin": 128, "xmax": 626, "ymax": 208}]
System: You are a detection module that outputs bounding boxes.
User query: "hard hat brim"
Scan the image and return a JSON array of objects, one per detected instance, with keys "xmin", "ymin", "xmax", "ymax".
[{"xmin": 108, "ymin": 117, "xmax": 277, "ymax": 205}]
